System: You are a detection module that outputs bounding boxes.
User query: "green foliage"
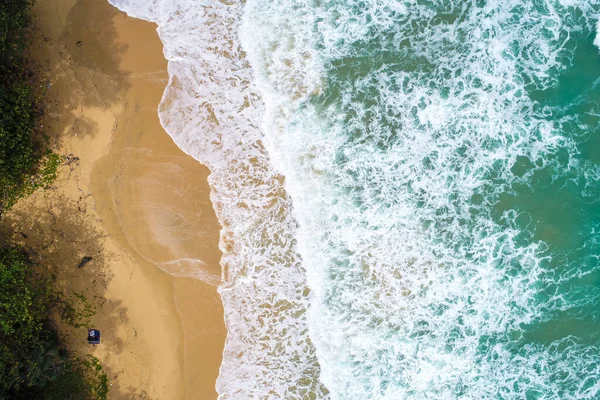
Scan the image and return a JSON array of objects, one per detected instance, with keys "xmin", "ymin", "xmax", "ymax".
[
  {"xmin": 0, "ymin": 0, "xmax": 30, "ymax": 81},
  {"xmin": 0, "ymin": 247, "xmax": 57, "ymax": 392},
  {"xmin": 0, "ymin": 247, "xmax": 108, "ymax": 400},
  {"xmin": 38, "ymin": 355, "xmax": 108, "ymax": 400},
  {"xmin": 83, "ymin": 355, "xmax": 109, "ymax": 400},
  {"xmin": 0, "ymin": 84, "xmax": 38, "ymax": 213},
  {"xmin": 37, "ymin": 152, "xmax": 63, "ymax": 188},
  {"xmin": 58, "ymin": 291, "xmax": 96, "ymax": 329},
  {"xmin": 0, "ymin": 0, "xmax": 61, "ymax": 216},
  {"xmin": 1, "ymin": 152, "xmax": 64, "ymax": 213},
  {"xmin": 0, "ymin": 247, "xmax": 61, "ymax": 396},
  {"xmin": 0, "ymin": 3, "xmax": 108, "ymax": 398}
]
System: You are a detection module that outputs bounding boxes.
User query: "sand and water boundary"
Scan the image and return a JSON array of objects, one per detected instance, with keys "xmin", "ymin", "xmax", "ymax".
[{"xmin": 1, "ymin": 0, "xmax": 226, "ymax": 398}]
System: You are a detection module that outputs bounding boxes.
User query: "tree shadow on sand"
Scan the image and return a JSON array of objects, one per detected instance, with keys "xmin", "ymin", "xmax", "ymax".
[
  {"xmin": 0, "ymin": 193, "xmax": 128, "ymax": 348},
  {"xmin": 0, "ymin": 192, "xmax": 135, "ymax": 400},
  {"xmin": 30, "ymin": 0, "xmax": 132, "ymax": 142},
  {"xmin": 118, "ymin": 386, "xmax": 156, "ymax": 400}
]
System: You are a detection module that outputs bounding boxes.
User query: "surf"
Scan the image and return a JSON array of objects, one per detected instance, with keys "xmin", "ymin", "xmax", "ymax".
[{"xmin": 108, "ymin": 0, "xmax": 600, "ymax": 398}]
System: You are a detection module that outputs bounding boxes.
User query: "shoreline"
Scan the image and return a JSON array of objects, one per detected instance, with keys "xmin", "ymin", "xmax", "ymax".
[{"xmin": 2, "ymin": 0, "xmax": 225, "ymax": 398}]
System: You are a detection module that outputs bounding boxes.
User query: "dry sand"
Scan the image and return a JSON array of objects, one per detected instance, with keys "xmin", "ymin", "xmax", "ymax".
[{"xmin": 0, "ymin": 0, "xmax": 226, "ymax": 398}]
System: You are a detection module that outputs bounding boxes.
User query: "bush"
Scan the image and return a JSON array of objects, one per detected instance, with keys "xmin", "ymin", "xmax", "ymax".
[
  {"xmin": 0, "ymin": 246, "xmax": 57, "ymax": 393},
  {"xmin": 0, "ymin": 2, "xmax": 108, "ymax": 399},
  {"xmin": 0, "ymin": 0, "xmax": 58, "ymax": 215},
  {"xmin": 0, "ymin": 0, "xmax": 30, "ymax": 78},
  {"xmin": 0, "ymin": 247, "xmax": 107, "ymax": 400}
]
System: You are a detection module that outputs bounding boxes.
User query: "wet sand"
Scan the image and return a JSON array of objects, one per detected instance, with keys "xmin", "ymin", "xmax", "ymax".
[{"xmin": 1, "ymin": 0, "xmax": 225, "ymax": 398}]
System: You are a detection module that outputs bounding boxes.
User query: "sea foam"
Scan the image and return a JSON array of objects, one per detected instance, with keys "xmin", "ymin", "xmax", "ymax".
[
  {"xmin": 241, "ymin": 1, "xmax": 600, "ymax": 398},
  {"xmin": 596, "ymin": 19, "xmax": 600, "ymax": 51},
  {"xmin": 108, "ymin": 0, "xmax": 600, "ymax": 398},
  {"xmin": 107, "ymin": 0, "xmax": 326, "ymax": 398}
]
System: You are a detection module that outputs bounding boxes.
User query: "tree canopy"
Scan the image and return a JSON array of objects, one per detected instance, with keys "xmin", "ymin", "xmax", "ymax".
[
  {"xmin": 0, "ymin": 1, "xmax": 107, "ymax": 399},
  {"xmin": 0, "ymin": 0, "xmax": 59, "ymax": 215}
]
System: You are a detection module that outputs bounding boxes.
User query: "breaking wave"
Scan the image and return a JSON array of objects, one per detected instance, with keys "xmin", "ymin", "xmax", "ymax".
[{"xmin": 108, "ymin": 0, "xmax": 600, "ymax": 398}]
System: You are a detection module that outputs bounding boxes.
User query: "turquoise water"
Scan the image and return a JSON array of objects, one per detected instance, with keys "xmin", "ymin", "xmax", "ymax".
[
  {"xmin": 110, "ymin": 0, "xmax": 600, "ymax": 397},
  {"xmin": 241, "ymin": 0, "xmax": 600, "ymax": 398}
]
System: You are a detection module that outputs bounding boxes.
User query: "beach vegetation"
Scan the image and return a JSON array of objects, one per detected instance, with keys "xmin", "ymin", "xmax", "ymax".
[
  {"xmin": 0, "ymin": 247, "xmax": 108, "ymax": 400},
  {"xmin": 0, "ymin": 1, "xmax": 108, "ymax": 399},
  {"xmin": 0, "ymin": 0, "xmax": 62, "ymax": 216}
]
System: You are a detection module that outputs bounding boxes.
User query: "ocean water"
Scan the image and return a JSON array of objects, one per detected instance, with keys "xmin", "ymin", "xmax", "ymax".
[{"xmin": 108, "ymin": 0, "xmax": 600, "ymax": 398}]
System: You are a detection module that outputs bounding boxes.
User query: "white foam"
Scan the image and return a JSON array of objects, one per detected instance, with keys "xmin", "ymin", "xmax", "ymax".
[
  {"xmin": 596, "ymin": 19, "xmax": 600, "ymax": 51},
  {"xmin": 240, "ymin": 0, "xmax": 600, "ymax": 398},
  {"xmin": 107, "ymin": 0, "xmax": 600, "ymax": 398},
  {"xmin": 108, "ymin": 0, "xmax": 327, "ymax": 398}
]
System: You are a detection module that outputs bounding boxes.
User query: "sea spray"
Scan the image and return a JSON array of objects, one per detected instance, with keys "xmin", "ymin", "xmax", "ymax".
[
  {"xmin": 109, "ymin": 0, "xmax": 600, "ymax": 398},
  {"xmin": 241, "ymin": 0, "xmax": 600, "ymax": 398},
  {"xmin": 107, "ymin": 0, "xmax": 327, "ymax": 398}
]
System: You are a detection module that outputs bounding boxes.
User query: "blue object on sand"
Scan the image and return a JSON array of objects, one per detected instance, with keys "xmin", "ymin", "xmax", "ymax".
[{"xmin": 87, "ymin": 329, "xmax": 100, "ymax": 345}]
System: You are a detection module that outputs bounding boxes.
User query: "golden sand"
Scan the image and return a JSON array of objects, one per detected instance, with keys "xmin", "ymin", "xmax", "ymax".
[{"xmin": 1, "ymin": 0, "xmax": 226, "ymax": 398}]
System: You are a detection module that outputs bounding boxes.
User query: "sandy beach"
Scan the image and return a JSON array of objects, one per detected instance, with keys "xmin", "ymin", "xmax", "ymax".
[{"xmin": 0, "ymin": 0, "xmax": 226, "ymax": 398}]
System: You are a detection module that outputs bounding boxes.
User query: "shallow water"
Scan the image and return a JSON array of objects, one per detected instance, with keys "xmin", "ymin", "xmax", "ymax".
[{"xmin": 109, "ymin": 0, "xmax": 600, "ymax": 398}]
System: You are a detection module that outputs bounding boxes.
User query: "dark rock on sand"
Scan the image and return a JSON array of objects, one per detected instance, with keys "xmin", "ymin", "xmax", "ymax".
[{"xmin": 77, "ymin": 256, "xmax": 93, "ymax": 268}]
